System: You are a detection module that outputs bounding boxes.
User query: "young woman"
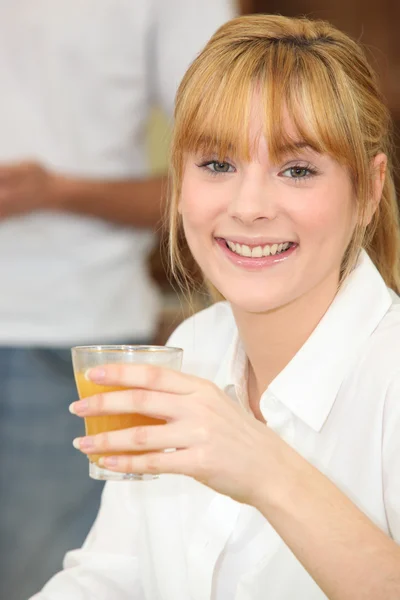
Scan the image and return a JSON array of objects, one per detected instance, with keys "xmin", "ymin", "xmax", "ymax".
[{"xmin": 32, "ymin": 14, "xmax": 400, "ymax": 600}]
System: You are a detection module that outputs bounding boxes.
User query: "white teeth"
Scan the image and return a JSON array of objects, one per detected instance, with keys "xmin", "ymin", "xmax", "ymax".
[
  {"xmin": 225, "ymin": 239, "xmax": 292, "ymax": 258},
  {"xmin": 251, "ymin": 246, "xmax": 263, "ymax": 258}
]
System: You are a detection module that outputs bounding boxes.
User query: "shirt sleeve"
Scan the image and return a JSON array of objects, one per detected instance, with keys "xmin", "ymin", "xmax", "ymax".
[
  {"xmin": 382, "ymin": 373, "xmax": 400, "ymax": 542},
  {"xmin": 151, "ymin": 0, "xmax": 237, "ymax": 116},
  {"xmin": 29, "ymin": 482, "xmax": 143, "ymax": 600}
]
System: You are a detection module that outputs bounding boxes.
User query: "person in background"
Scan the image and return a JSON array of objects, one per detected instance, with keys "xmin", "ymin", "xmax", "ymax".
[
  {"xmin": 0, "ymin": 2, "xmax": 236, "ymax": 599},
  {"xmin": 30, "ymin": 13, "xmax": 400, "ymax": 600}
]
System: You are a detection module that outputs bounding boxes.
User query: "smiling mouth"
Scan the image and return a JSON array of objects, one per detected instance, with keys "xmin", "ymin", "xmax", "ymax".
[{"xmin": 219, "ymin": 239, "xmax": 297, "ymax": 258}]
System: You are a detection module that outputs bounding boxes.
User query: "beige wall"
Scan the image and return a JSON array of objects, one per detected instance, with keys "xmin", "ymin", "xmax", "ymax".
[{"xmin": 147, "ymin": 108, "xmax": 171, "ymax": 174}]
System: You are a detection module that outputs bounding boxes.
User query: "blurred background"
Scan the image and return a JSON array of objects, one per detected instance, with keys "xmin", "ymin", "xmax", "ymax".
[{"xmin": 0, "ymin": 1, "xmax": 398, "ymax": 599}]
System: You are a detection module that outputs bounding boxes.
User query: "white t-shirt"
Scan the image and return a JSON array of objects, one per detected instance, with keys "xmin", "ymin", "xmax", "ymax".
[
  {"xmin": 31, "ymin": 251, "xmax": 400, "ymax": 599},
  {"xmin": 0, "ymin": 0, "xmax": 235, "ymax": 346}
]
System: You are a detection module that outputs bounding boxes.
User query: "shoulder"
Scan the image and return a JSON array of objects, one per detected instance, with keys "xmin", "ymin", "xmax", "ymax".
[
  {"xmin": 166, "ymin": 302, "xmax": 236, "ymax": 379},
  {"xmin": 379, "ymin": 321, "xmax": 400, "ymax": 541},
  {"xmin": 356, "ymin": 300, "xmax": 400, "ymax": 421},
  {"xmin": 379, "ymin": 303, "xmax": 400, "ymax": 421},
  {"xmin": 367, "ymin": 300, "xmax": 400, "ymax": 378},
  {"xmin": 167, "ymin": 301, "xmax": 235, "ymax": 348}
]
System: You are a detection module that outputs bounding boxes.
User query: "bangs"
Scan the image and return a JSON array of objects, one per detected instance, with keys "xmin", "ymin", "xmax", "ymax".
[{"xmin": 172, "ymin": 37, "xmax": 362, "ymax": 170}]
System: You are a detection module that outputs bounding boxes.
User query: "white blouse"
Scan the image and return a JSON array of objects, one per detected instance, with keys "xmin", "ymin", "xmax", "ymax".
[{"xmin": 32, "ymin": 251, "xmax": 400, "ymax": 600}]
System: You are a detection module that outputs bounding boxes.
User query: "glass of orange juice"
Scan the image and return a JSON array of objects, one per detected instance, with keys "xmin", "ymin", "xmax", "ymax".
[{"xmin": 71, "ymin": 345, "xmax": 183, "ymax": 481}]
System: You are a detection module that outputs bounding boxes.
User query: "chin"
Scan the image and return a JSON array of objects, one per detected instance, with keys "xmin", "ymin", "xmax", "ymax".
[{"xmin": 217, "ymin": 284, "xmax": 289, "ymax": 314}]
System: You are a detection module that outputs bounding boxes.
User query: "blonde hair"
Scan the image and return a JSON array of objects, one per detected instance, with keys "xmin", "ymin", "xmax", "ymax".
[{"xmin": 167, "ymin": 14, "xmax": 400, "ymax": 297}]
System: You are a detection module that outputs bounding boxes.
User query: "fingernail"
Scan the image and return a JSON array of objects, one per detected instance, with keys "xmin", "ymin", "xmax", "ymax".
[
  {"xmin": 69, "ymin": 400, "xmax": 88, "ymax": 415},
  {"xmin": 102, "ymin": 456, "xmax": 118, "ymax": 467},
  {"xmin": 86, "ymin": 367, "xmax": 106, "ymax": 382},
  {"xmin": 73, "ymin": 436, "xmax": 94, "ymax": 450}
]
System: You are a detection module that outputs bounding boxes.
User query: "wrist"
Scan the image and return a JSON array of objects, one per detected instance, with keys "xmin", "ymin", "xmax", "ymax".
[
  {"xmin": 47, "ymin": 173, "xmax": 81, "ymax": 211},
  {"xmin": 250, "ymin": 433, "xmax": 308, "ymax": 515}
]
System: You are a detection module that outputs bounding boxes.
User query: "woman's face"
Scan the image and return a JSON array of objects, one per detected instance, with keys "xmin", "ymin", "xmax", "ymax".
[{"xmin": 179, "ymin": 102, "xmax": 358, "ymax": 314}]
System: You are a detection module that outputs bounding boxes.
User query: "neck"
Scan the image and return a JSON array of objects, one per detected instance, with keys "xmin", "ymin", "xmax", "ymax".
[{"xmin": 232, "ymin": 270, "xmax": 340, "ymax": 410}]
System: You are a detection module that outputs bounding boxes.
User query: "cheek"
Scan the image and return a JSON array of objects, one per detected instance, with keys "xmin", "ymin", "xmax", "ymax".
[
  {"xmin": 180, "ymin": 178, "xmax": 224, "ymax": 233},
  {"xmin": 290, "ymin": 185, "xmax": 355, "ymax": 244}
]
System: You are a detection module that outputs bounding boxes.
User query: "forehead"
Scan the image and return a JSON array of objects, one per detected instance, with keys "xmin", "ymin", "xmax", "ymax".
[
  {"xmin": 193, "ymin": 93, "xmax": 319, "ymax": 163},
  {"xmin": 173, "ymin": 40, "xmax": 358, "ymax": 172},
  {"xmin": 246, "ymin": 95, "xmax": 317, "ymax": 157},
  {"xmin": 182, "ymin": 77, "xmax": 333, "ymax": 167},
  {"xmin": 172, "ymin": 17, "xmax": 367, "ymax": 176}
]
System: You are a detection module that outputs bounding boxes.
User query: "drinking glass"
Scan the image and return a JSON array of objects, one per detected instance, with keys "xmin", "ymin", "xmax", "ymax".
[{"xmin": 71, "ymin": 345, "xmax": 183, "ymax": 481}]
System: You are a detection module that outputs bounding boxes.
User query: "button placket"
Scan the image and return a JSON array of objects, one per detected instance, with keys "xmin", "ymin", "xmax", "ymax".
[
  {"xmin": 260, "ymin": 394, "xmax": 295, "ymax": 446},
  {"xmin": 186, "ymin": 494, "xmax": 242, "ymax": 600}
]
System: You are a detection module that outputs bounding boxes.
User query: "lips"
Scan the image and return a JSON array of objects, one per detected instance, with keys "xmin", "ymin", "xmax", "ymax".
[{"xmin": 214, "ymin": 237, "xmax": 298, "ymax": 270}]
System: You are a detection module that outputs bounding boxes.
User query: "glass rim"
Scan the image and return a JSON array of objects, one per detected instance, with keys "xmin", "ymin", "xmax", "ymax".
[{"xmin": 71, "ymin": 344, "xmax": 183, "ymax": 354}]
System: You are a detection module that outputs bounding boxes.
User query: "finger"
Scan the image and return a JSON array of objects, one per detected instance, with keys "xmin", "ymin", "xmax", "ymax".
[
  {"xmin": 73, "ymin": 422, "xmax": 192, "ymax": 454},
  {"xmin": 98, "ymin": 448, "xmax": 194, "ymax": 476},
  {"xmin": 0, "ymin": 164, "xmax": 24, "ymax": 182},
  {"xmin": 0, "ymin": 189, "xmax": 24, "ymax": 213},
  {"xmin": 69, "ymin": 389, "xmax": 184, "ymax": 420},
  {"xmin": 86, "ymin": 363, "xmax": 198, "ymax": 395},
  {"xmin": 0, "ymin": 187, "xmax": 16, "ymax": 201},
  {"xmin": 0, "ymin": 171, "xmax": 13, "ymax": 183}
]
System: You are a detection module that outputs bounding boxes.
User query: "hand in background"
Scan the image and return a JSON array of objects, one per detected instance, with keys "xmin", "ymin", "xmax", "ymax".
[{"xmin": 0, "ymin": 161, "xmax": 57, "ymax": 218}]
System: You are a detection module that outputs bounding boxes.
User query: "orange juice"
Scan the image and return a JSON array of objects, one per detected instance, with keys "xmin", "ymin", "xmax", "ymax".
[{"xmin": 75, "ymin": 372, "xmax": 165, "ymax": 465}]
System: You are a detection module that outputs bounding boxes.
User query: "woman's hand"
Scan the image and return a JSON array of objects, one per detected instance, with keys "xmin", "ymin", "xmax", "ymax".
[{"xmin": 70, "ymin": 364, "xmax": 292, "ymax": 506}]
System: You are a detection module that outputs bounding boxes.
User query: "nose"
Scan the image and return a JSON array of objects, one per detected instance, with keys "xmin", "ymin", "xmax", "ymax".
[{"xmin": 227, "ymin": 167, "xmax": 278, "ymax": 224}]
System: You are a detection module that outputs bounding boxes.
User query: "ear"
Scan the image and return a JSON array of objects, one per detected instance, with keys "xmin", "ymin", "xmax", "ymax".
[{"xmin": 363, "ymin": 153, "xmax": 387, "ymax": 226}]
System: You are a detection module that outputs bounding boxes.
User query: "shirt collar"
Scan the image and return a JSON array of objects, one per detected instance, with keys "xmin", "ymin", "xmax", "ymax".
[
  {"xmin": 214, "ymin": 250, "xmax": 393, "ymax": 432},
  {"xmin": 214, "ymin": 328, "xmax": 246, "ymax": 399}
]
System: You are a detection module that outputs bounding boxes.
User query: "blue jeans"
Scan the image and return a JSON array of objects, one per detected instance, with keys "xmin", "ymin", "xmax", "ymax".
[{"xmin": 0, "ymin": 347, "xmax": 105, "ymax": 600}]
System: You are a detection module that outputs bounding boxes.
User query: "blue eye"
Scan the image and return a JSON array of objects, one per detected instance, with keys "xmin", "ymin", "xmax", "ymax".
[
  {"xmin": 281, "ymin": 165, "xmax": 317, "ymax": 179},
  {"xmin": 198, "ymin": 160, "xmax": 235, "ymax": 175}
]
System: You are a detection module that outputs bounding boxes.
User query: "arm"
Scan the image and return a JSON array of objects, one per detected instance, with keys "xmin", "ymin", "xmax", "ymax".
[
  {"xmin": 51, "ymin": 172, "xmax": 167, "ymax": 228},
  {"xmin": 0, "ymin": 161, "xmax": 167, "ymax": 228},
  {"xmin": 253, "ymin": 441, "xmax": 400, "ymax": 600},
  {"xmin": 252, "ymin": 372, "xmax": 400, "ymax": 600},
  {"xmin": 0, "ymin": 2, "xmax": 236, "ymax": 226}
]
